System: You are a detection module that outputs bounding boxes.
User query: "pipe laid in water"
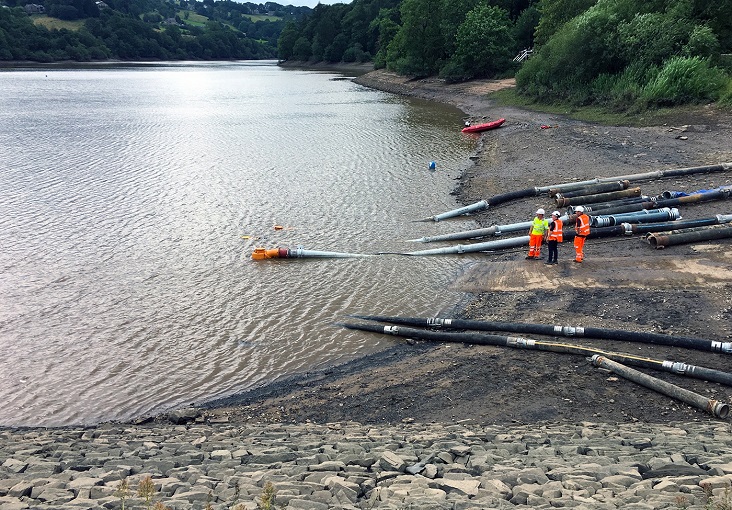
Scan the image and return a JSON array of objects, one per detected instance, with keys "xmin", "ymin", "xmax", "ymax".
[
  {"xmin": 350, "ymin": 315, "xmax": 732, "ymax": 354},
  {"xmin": 647, "ymin": 224, "xmax": 732, "ymax": 249},
  {"xmin": 251, "ymin": 246, "xmax": 370, "ymax": 260},
  {"xmin": 340, "ymin": 322, "xmax": 732, "ymax": 399},
  {"xmin": 591, "ymin": 355, "xmax": 729, "ymax": 419},
  {"xmin": 408, "ymin": 214, "xmax": 570, "ymax": 243}
]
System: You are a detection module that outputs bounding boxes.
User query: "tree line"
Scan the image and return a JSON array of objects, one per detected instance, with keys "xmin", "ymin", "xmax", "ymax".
[
  {"xmin": 278, "ymin": 0, "xmax": 732, "ymax": 109},
  {"xmin": 0, "ymin": 0, "xmax": 309, "ymax": 61}
]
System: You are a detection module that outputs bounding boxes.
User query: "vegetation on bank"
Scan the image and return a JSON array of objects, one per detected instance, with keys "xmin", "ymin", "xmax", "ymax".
[
  {"xmin": 0, "ymin": 0, "xmax": 311, "ymax": 61},
  {"xmin": 278, "ymin": 0, "xmax": 732, "ymax": 111}
]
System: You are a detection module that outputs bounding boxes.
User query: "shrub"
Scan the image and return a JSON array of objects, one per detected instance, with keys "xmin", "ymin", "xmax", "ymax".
[{"xmin": 641, "ymin": 56, "xmax": 727, "ymax": 106}]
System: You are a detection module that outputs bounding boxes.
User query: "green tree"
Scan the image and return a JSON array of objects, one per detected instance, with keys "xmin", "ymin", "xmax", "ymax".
[
  {"xmin": 387, "ymin": 0, "xmax": 445, "ymax": 77},
  {"xmin": 533, "ymin": 0, "xmax": 595, "ymax": 47},
  {"xmin": 277, "ymin": 21, "xmax": 299, "ymax": 60},
  {"xmin": 440, "ymin": 4, "xmax": 514, "ymax": 82}
]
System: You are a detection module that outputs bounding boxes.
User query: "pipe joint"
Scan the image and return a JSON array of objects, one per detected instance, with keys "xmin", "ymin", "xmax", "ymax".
[
  {"xmin": 622, "ymin": 223, "xmax": 633, "ymax": 235},
  {"xmin": 708, "ymin": 400, "xmax": 730, "ymax": 419},
  {"xmin": 427, "ymin": 318, "xmax": 451, "ymax": 327},
  {"xmin": 384, "ymin": 326, "xmax": 400, "ymax": 335},
  {"xmin": 663, "ymin": 361, "xmax": 689, "ymax": 374},
  {"xmin": 507, "ymin": 337, "xmax": 535, "ymax": 348},
  {"xmin": 560, "ymin": 326, "xmax": 584, "ymax": 336},
  {"xmin": 712, "ymin": 341, "xmax": 732, "ymax": 354}
]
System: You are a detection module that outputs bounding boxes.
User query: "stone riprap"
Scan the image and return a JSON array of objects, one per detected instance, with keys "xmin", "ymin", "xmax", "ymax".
[{"xmin": 1, "ymin": 417, "xmax": 731, "ymax": 510}]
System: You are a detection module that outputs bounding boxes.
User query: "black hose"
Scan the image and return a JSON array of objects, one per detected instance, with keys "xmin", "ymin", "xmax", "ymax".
[
  {"xmin": 554, "ymin": 181, "xmax": 630, "ymax": 199},
  {"xmin": 349, "ymin": 316, "xmax": 732, "ymax": 355},
  {"xmin": 340, "ymin": 323, "xmax": 732, "ymax": 387},
  {"xmin": 486, "ymin": 188, "xmax": 536, "ymax": 207}
]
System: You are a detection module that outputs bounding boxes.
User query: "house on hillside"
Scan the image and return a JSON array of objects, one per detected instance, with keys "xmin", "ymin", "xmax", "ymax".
[{"xmin": 24, "ymin": 3, "xmax": 45, "ymax": 14}]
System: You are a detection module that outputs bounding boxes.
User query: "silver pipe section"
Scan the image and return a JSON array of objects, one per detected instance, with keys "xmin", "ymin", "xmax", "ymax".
[
  {"xmin": 408, "ymin": 215, "xmax": 570, "ymax": 243},
  {"xmin": 288, "ymin": 247, "xmax": 371, "ymax": 258},
  {"xmin": 591, "ymin": 355, "xmax": 729, "ymax": 419},
  {"xmin": 424, "ymin": 200, "xmax": 488, "ymax": 222},
  {"xmin": 424, "ymin": 163, "xmax": 731, "ymax": 221},
  {"xmin": 592, "ymin": 207, "xmax": 680, "ymax": 228},
  {"xmin": 403, "ymin": 235, "xmax": 529, "ymax": 256}
]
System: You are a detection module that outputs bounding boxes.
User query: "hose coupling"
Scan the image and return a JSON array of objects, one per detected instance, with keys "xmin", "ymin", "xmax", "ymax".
[
  {"xmin": 427, "ymin": 317, "xmax": 451, "ymax": 327},
  {"xmin": 559, "ymin": 326, "xmax": 584, "ymax": 336},
  {"xmin": 384, "ymin": 326, "xmax": 400, "ymax": 335},
  {"xmin": 622, "ymin": 223, "xmax": 633, "ymax": 235},
  {"xmin": 507, "ymin": 337, "xmax": 535, "ymax": 348},
  {"xmin": 663, "ymin": 361, "xmax": 689, "ymax": 374},
  {"xmin": 712, "ymin": 341, "xmax": 732, "ymax": 354},
  {"xmin": 707, "ymin": 400, "xmax": 730, "ymax": 419}
]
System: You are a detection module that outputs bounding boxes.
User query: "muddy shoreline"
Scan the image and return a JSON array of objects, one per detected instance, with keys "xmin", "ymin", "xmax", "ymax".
[{"xmin": 196, "ymin": 70, "xmax": 732, "ymax": 429}]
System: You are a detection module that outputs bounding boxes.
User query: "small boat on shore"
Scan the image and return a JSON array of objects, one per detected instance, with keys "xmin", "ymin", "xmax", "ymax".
[{"xmin": 461, "ymin": 118, "xmax": 505, "ymax": 133}]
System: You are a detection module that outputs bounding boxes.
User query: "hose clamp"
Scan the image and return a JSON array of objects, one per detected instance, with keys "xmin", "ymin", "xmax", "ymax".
[
  {"xmin": 712, "ymin": 341, "xmax": 732, "ymax": 353},
  {"xmin": 663, "ymin": 361, "xmax": 688, "ymax": 374},
  {"xmin": 384, "ymin": 326, "xmax": 399, "ymax": 335},
  {"xmin": 427, "ymin": 318, "xmax": 451, "ymax": 327},
  {"xmin": 508, "ymin": 337, "xmax": 535, "ymax": 348}
]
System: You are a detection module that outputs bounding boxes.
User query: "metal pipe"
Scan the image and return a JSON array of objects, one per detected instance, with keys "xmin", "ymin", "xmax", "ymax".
[
  {"xmin": 579, "ymin": 198, "xmax": 652, "ymax": 213},
  {"xmin": 591, "ymin": 207, "xmax": 680, "ymax": 228},
  {"xmin": 426, "ymin": 200, "xmax": 488, "ymax": 222},
  {"xmin": 403, "ymin": 236, "xmax": 530, "ymax": 256},
  {"xmin": 251, "ymin": 246, "xmax": 370, "ymax": 260},
  {"xmin": 553, "ymin": 181, "xmax": 630, "ymax": 199},
  {"xmin": 350, "ymin": 315, "xmax": 732, "ymax": 354},
  {"xmin": 424, "ymin": 163, "xmax": 731, "ymax": 221},
  {"xmin": 340, "ymin": 321, "xmax": 732, "ymax": 388},
  {"xmin": 626, "ymin": 215, "xmax": 732, "ymax": 235},
  {"xmin": 651, "ymin": 188, "xmax": 732, "ymax": 209},
  {"xmin": 408, "ymin": 214, "xmax": 571, "ymax": 243},
  {"xmin": 591, "ymin": 355, "xmax": 729, "ymax": 419},
  {"xmin": 555, "ymin": 188, "xmax": 642, "ymax": 207},
  {"xmin": 647, "ymin": 224, "xmax": 732, "ymax": 249}
]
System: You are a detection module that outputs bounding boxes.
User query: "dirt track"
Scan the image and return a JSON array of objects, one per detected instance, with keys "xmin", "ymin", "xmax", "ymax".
[{"xmin": 200, "ymin": 70, "xmax": 732, "ymax": 428}]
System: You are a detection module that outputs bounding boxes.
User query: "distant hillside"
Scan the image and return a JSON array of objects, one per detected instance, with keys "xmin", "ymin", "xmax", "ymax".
[{"xmin": 0, "ymin": 0, "xmax": 311, "ymax": 62}]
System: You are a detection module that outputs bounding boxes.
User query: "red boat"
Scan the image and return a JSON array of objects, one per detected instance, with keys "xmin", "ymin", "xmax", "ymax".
[{"xmin": 461, "ymin": 118, "xmax": 505, "ymax": 133}]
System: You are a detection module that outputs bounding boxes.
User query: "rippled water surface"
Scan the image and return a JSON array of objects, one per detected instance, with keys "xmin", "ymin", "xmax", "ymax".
[{"xmin": 0, "ymin": 61, "xmax": 479, "ymax": 427}]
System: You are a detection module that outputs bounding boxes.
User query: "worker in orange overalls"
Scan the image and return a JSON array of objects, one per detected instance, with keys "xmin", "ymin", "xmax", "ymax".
[
  {"xmin": 545, "ymin": 210, "xmax": 563, "ymax": 265},
  {"xmin": 526, "ymin": 208, "xmax": 549, "ymax": 259},
  {"xmin": 574, "ymin": 205, "xmax": 591, "ymax": 263}
]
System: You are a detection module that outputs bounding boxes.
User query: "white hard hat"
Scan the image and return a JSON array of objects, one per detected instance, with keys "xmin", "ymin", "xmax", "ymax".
[
  {"xmin": 536, "ymin": 208, "xmax": 545, "ymax": 215},
  {"xmin": 552, "ymin": 211, "xmax": 560, "ymax": 217},
  {"xmin": 574, "ymin": 206, "xmax": 585, "ymax": 213}
]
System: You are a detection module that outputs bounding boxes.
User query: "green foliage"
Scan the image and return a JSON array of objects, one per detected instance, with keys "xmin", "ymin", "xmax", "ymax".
[
  {"xmin": 387, "ymin": 0, "xmax": 445, "ymax": 77},
  {"xmin": 517, "ymin": 0, "xmax": 732, "ymax": 110},
  {"xmin": 440, "ymin": 4, "xmax": 514, "ymax": 82},
  {"xmin": 641, "ymin": 56, "xmax": 727, "ymax": 106},
  {"xmin": 533, "ymin": 0, "xmax": 595, "ymax": 47}
]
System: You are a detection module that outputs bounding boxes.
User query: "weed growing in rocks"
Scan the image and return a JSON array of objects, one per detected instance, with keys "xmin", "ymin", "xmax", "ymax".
[
  {"xmin": 259, "ymin": 481, "xmax": 276, "ymax": 510},
  {"xmin": 703, "ymin": 483, "xmax": 732, "ymax": 510},
  {"xmin": 138, "ymin": 475, "xmax": 156, "ymax": 510},
  {"xmin": 115, "ymin": 478, "xmax": 131, "ymax": 510}
]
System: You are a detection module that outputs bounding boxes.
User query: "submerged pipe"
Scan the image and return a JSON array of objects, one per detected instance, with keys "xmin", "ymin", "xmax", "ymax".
[
  {"xmin": 251, "ymin": 246, "xmax": 369, "ymax": 260},
  {"xmin": 591, "ymin": 355, "xmax": 729, "ymax": 419},
  {"xmin": 340, "ymin": 322, "xmax": 732, "ymax": 388},
  {"xmin": 350, "ymin": 315, "xmax": 732, "ymax": 354},
  {"xmin": 556, "ymin": 188, "xmax": 642, "ymax": 207},
  {"xmin": 426, "ymin": 200, "xmax": 489, "ymax": 222},
  {"xmin": 592, "ymin": 207, "xmax": 680, "ymax": 228},
  {"xmin": 403, "ymin": 235, "xmax": 530, "ymax": 256},
  {"xmin": 553, "ymin": 180, "xmax": 630, "ymax": 199},
  {"xmin": 647, "ymin": 224, "xmax": 732, "ymax": 249},
  {"xmin": 425, "ymin": 163, "xmax": 731, "ymax": 221}
]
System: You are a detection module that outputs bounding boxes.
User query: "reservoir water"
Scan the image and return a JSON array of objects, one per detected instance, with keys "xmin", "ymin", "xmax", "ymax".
[{"xmin": 0, "ymin": 61, "xmax": 479, "ymax": 427}]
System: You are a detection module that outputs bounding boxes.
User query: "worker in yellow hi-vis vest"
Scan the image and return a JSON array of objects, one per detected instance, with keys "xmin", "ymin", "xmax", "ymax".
[{"xmin": 526, "ymin": 208, "xmax": 549, "ymax": 259}]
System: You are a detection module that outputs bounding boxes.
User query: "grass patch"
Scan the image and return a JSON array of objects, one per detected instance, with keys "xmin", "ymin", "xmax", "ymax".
[
  {"xmin": 32, "ymin": 15, "xmax": 85, "ymax": 31},
  {"xmin": 245, "ymin": 14, "xmax": 282, "ymax": 22},
  {"xmin": 489, "ymin": 87, "xmax": 732, "ymax": 127},
  {"xmin": 176, "ymin": 10, "xmax": 208, "ymax": 27}
]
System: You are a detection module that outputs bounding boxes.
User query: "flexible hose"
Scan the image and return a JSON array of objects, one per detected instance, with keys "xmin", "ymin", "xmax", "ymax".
[
  {"xmin": 339, "ymin": 322, "xmax": 732, "ymax": 389},
  {"xmin": 350, "ymin": 316, "xmax": 732, "ymax": 354}
]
